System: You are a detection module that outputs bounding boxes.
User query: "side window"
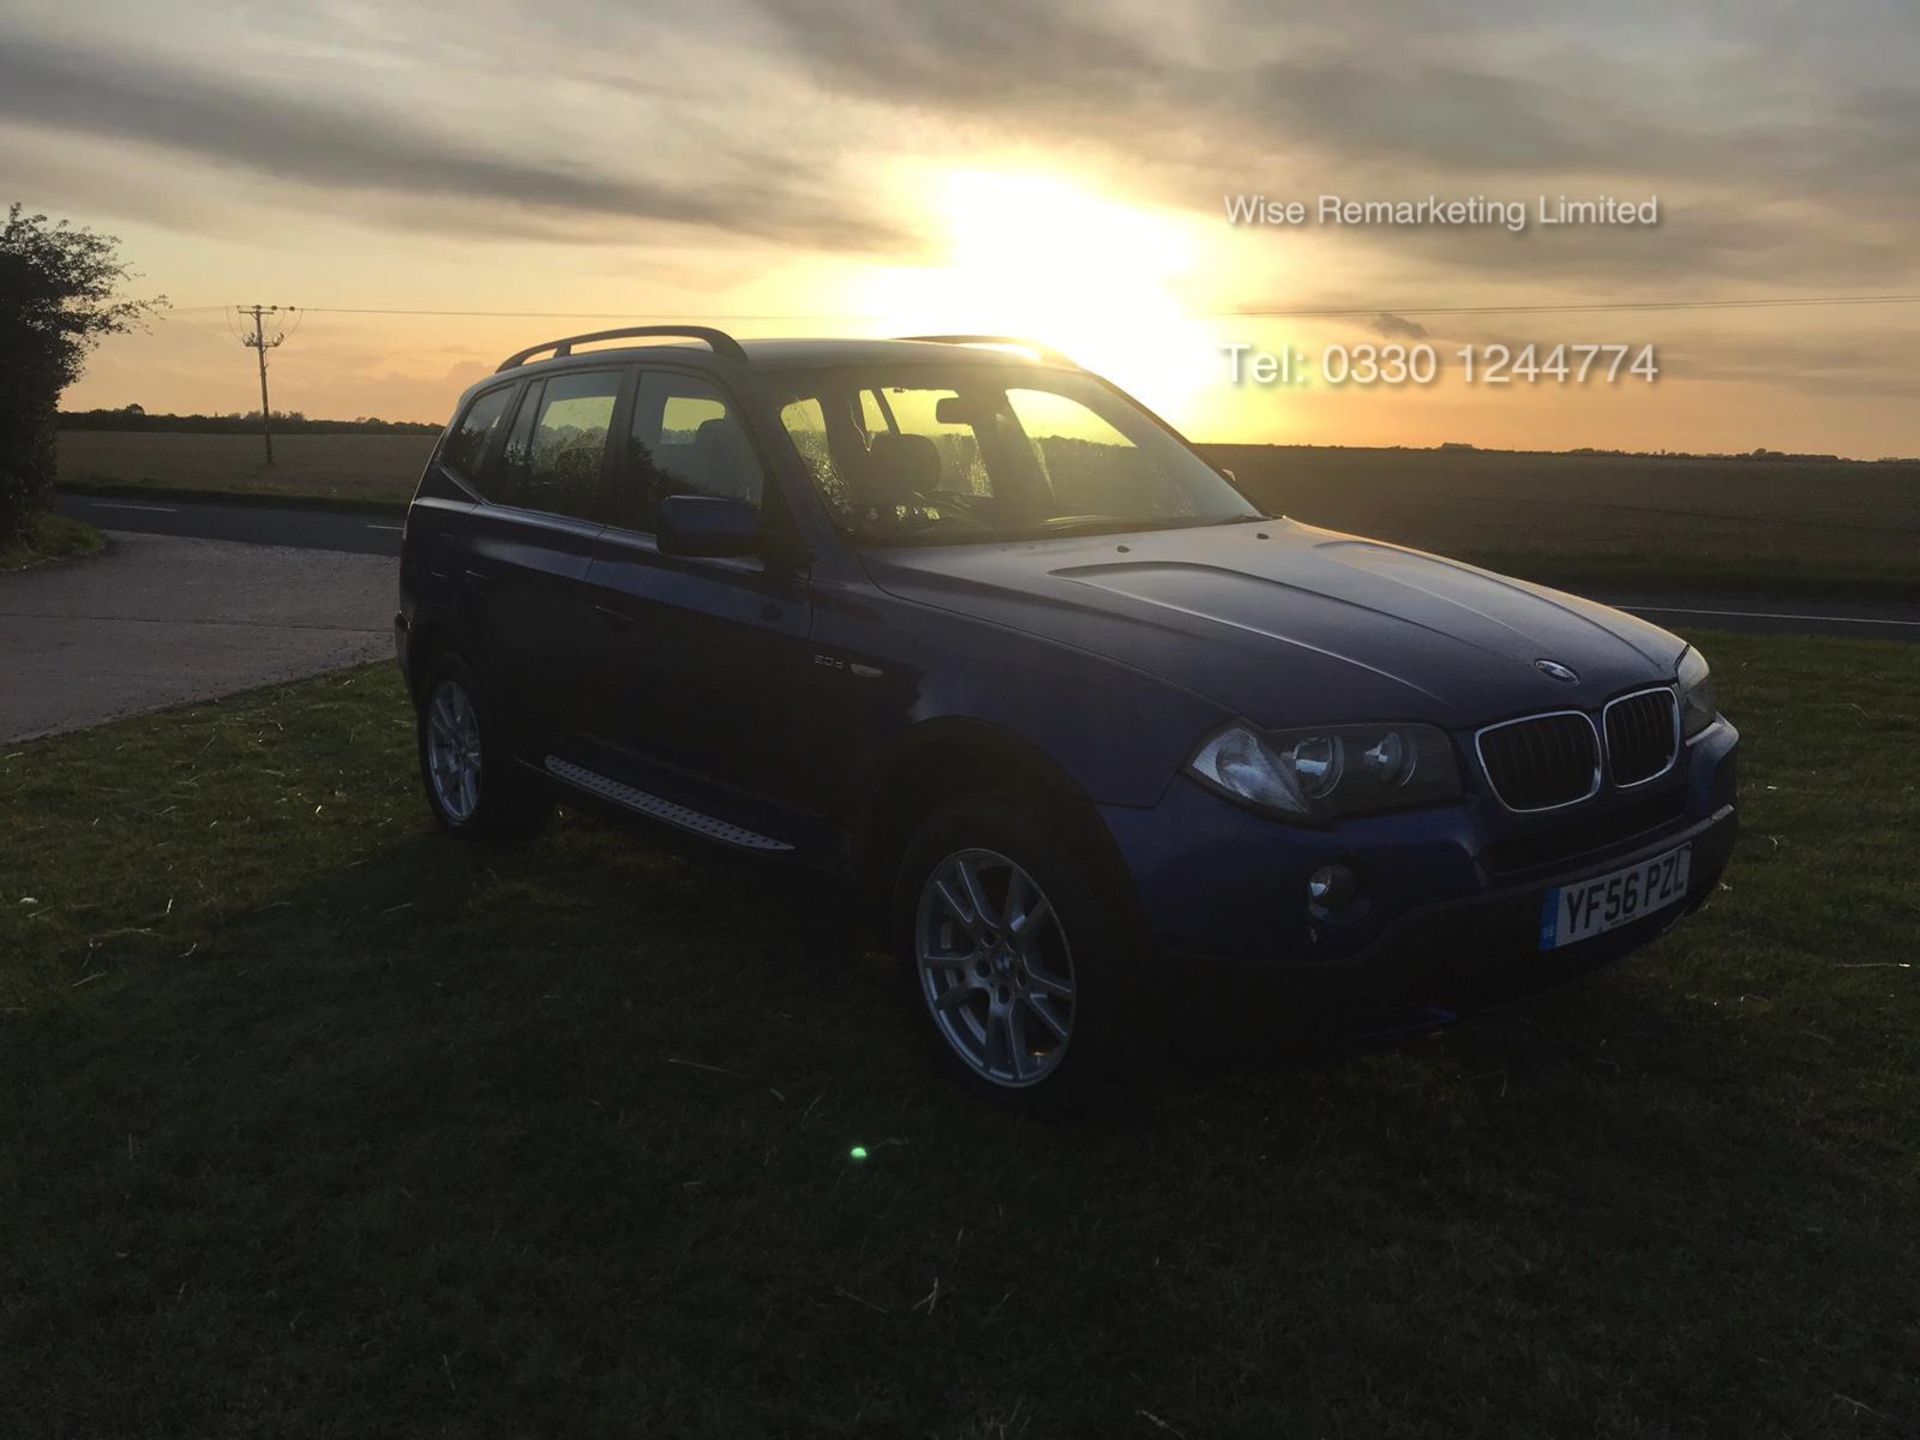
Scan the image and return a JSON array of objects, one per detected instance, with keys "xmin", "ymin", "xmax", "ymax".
[
  {"xmin": 441, "ymin": 385, "xmax": 516, "ymax": 488},
  {"xmin": 494, "ymin": 370, "xmax": 622, "ymax": 521},
  {"xmin": 780, "ymin": 397, "xmax": 839, "ymax": 510},
  {"xmin": 623, "ymin": 372, "xmax": 765, "ymax": 533}
]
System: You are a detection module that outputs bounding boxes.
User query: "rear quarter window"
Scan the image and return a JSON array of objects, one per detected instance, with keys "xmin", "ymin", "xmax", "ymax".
[
  {"xmin": 492, "ymin": 370, "xmax": 623, "ymax": 521},
  {"xmin": 440, "ymin": 385, "xmax": 516, "ymax": 487}
]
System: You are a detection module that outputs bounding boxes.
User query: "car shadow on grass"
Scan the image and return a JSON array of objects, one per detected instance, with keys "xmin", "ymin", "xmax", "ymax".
[{"xmin": 5, "ymin": 814, "xmax": 1904, "ymax": 1438}]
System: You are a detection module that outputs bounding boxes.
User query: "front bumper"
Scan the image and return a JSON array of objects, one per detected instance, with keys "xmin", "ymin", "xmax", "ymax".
[
  {"xmin": 1102, "ymin": 717, "xmax": 1739, "ymax": 1017},
  {"xmin": 1193, "ymin": 802, "xmax": 1733, "ymax": 1023}
]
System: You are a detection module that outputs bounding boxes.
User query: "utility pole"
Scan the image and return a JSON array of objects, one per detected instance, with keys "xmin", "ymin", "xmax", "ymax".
[{"xmin": 237, "ymin": 304, "xmax": 293, "ymax": 465}]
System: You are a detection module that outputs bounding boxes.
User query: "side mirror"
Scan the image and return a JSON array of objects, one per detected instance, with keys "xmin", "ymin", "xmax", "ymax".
[{"xmin": 657, "ymin": 495, "xmax": 763, "ymax": 558}]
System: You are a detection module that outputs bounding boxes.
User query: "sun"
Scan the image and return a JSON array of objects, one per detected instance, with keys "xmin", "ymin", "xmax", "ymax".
[{"xmin": 856, "ymin": 169, "xmax": 1221, "ymax": 423}]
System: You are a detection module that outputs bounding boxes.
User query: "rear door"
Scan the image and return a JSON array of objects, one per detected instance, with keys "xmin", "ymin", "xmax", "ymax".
[
  {"xmin": 573, "ymin": 366, "xmax": 817, "ymax": 847},
  {"xmin": 458, "ymin": 367, "xmax": 628, "ymax": 762},
  {"xmin": 403, "ymin": 379, "xmax": 516, "ymax": 657}
]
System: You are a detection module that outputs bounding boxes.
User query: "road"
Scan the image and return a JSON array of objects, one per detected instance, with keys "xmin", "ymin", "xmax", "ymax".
[
  {"xmin": 53, "ymin": 490, "xmax": 1920, "ymax": 642},
  {"xmin": 2, "ymin": 529, "xmax": 393, "ymax": 742},
  {"xmin": 55, "ymin": 492, "xmax": 403, "ymax": 556}
]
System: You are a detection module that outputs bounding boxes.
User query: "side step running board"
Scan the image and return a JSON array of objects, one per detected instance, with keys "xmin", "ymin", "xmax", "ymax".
[{"xmin": 544, "ymin": 756, "xmax": 794, "ymax": 853}]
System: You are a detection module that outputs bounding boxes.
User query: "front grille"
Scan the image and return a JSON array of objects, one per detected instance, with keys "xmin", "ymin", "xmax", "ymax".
[
  {"xmin": 1483, "ymin": 785, "xmax": 1688, "ymax": 874},
  {"xmin": 1476, "ymin": 712, "xmax": 1600, "ymax": 812},
  {"xmin": 1604, "ymin": 687, "xmax": 1679, "ymax": 786}
]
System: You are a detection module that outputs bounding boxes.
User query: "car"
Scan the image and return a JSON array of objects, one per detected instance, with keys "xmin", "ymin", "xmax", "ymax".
[{"xmin": 395, "ymin": 326, "xmax": 1739, "ymax": 1106}]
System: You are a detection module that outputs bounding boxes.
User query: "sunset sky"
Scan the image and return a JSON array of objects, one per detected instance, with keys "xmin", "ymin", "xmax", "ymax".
[{"xmin": 4, "ymin": 0, "xmax": 1917, "ymax": 456}]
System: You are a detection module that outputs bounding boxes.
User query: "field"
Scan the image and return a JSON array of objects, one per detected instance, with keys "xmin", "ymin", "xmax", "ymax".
[
  {"xmin": 1213, "ymin": 445, "xmax": 1920, "ymax": 599},
  {"xmin": 58, "ymin": 429, "xmax": 436, "ymax": 508},
  {"xmin": 58, "ymin": 429, "xmax": 1920, "ymax": 598},
  {"xmin": 3, "ymin": 636, "xmax": 1917, "ymax": 1437}
]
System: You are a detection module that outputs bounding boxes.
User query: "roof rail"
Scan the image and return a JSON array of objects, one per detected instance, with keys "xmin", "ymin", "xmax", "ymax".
[
  {"xmin": 495, "ymin": 325, "xmax": 748, "ymax": 373},
  {"xmin": 897, "ymin": 335, "xmax": 1077, "ymax": 367}
]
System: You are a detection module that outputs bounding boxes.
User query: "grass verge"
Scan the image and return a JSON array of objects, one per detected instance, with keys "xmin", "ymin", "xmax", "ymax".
[
  {"xmin": 57, "ymin": 479, "xmax": 409, "ymax": 517},
  {"xmin": 3, "ymin": 639, "xmax": 1917, "ymax": 1436},
  {"xmin": 1457, "ymin": 548, "xmax": 1920, "ymax": 605},
  {"xmin": 0, "ymin": 512, "xmax": 106, "ymax": 571}
]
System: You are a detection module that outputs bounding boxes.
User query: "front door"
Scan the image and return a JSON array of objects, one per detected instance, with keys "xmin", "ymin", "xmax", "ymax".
[{"xmin": 572, "ymin": 367, "xmax": 817, "ymax": 849}]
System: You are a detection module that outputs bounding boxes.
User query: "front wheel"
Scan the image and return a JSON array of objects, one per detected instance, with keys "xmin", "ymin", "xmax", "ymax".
[
  {"xmin": 415, "ymin": 652, "xmax": 552, "ymax": 841},
  {"xmin": 893, "ymin": 796, "xmax": 1146, "ymax": 1110}
]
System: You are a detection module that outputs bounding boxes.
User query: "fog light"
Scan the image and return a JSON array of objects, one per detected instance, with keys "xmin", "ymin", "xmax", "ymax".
[{"xmin": 1307, "ymin": 862, "xmax": 1360, "ymax": 910}]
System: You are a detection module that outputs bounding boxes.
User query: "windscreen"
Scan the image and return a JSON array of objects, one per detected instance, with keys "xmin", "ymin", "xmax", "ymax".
[{"xmin": 773, "ymin": 366, "xmax": 1263, "ymax": 546}]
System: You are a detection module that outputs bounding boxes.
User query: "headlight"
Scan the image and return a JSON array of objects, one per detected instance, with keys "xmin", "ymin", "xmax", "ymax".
[
  {"xmin": 1677, "ymin": 646, "xmax": 1717, "ymax": 738},
  {"xmin": 1188, "ymin": 720, "xmax": 1463, "ymax": 821}
]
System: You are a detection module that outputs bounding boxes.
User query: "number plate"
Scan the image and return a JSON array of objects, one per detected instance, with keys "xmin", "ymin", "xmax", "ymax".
[{"xmin": 1540, "ymin": 844, "xmax": 1692, "ymax": 950}]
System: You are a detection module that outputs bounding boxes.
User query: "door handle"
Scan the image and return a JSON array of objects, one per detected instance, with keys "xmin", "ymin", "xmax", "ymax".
[
  {"xmin": 462, "ymin": 566, "xmax": 493, "ymax": 594},
  {"xmin": 594, "ymin": 600, "xmax": 636, "ymax": 630}
]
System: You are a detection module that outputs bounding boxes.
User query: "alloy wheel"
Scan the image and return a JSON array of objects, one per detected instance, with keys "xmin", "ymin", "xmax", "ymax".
[
  {"xmin": 426, "ymin": 679, "xmax": 483, "ymax": 823},
  {"xmin": 915, "ymin": 848, "xmax": 1076, "ymax": 1087}
]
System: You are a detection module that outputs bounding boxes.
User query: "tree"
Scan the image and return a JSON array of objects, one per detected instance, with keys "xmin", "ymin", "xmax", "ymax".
[{"xmin": 0, "ymin": 205, "xmax": 163, "ymax": 541}]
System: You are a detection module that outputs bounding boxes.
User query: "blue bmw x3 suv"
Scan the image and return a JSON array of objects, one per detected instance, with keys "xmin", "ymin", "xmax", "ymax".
[{"xmin": 397, "ymin": 327, "xmax": 1738, "ymax": 1105}]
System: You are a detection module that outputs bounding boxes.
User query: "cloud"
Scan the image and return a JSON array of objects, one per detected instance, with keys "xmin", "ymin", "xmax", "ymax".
[
  {"xmin": 13, "ymin": 0, "xmax": 1919, "ymax": 300},
  {"xmin": 729, "ymin": 0, "xmax": 1920, "ymax": 295},
  {"xmin": 1658, "ymin": 329, "xmax": 1920, "ymax": 402},
  {"xmin": 730, "ymin": 0, "xmax": 1609, "ymax": 171},
  {"xmin": 13, "ymin": 0, "xmax": 1920, "ymax": 410},
  {"xmin": 1369, "ymin": 312, "xmax": 1427, "ymax": 339},
  {"xmin": 729, "ymin": 0, "xmax": 1161, "ymax": 114},
  {"xmin": 0, "ymin": 31, "xmax": 904, "ymax": 253}
]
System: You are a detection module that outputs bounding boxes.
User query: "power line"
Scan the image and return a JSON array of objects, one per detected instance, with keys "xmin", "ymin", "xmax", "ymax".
[
  {"xmin": 165, "ymin": 305, "xmax": 822, "ymax": 318},
  {"xmin": 160, "ymin": 292, "xmax": 1920, "ymax": 321},
  {"xmin": 1230, "ymin": 294, "xmax": 1920, "ymax": 318}
]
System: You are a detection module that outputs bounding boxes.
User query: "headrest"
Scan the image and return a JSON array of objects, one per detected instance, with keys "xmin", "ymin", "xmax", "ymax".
[
  {"xmin": 693, "ymin": 417, "xmax": 758, "ymax": 500},
  {"xmin": 694, "ymin": 415, "xmax": 750, "ymax": 459},
  {"xmin": 864, "ymin": 431, "xmax": 942, "ymax": 501}
]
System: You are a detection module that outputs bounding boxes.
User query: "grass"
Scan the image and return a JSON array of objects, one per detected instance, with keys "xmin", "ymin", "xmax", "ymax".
[
  {"xmin": 3, "ymin": 635, "xmax": 1916, "ymax": 1436},
  {"xmin": 57, "ymin": 477, "xmax": 410, "ymax": 517},
  {"xmin": 56, "ymin": 430, "xmax": 1920, "ymax": 600},
  {"xmin": 0, "ymin": 511, "xmax": 106, "ymax": 571}
]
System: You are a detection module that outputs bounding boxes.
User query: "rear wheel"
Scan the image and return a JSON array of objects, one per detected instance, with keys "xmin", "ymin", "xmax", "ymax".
[
  {"xmin": 893, "ymin": 796, "xmax": 1145, "ymax": 1110},
  {"xmin": 415, "ymin": 652, "xmax": 552, "ymax": 841}
]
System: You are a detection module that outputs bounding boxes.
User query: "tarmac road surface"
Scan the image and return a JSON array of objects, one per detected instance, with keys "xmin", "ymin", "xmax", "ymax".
[
  {"xmin": 56, "ymin": 491, "xmax": 402, "ymax": 556},
  {"xmin": 2, "ymin": 529, "xmax": 394, "ymax": 742}
]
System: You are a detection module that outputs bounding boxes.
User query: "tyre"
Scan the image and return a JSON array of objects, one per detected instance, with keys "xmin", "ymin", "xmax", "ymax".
[
  {"xmin": 415, "ymin": 651, "xmax": 552, "ymax": 841},
  {"xmin": 892, "ymin": 794, "xmax": 1147, "ymax": 1111}
]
